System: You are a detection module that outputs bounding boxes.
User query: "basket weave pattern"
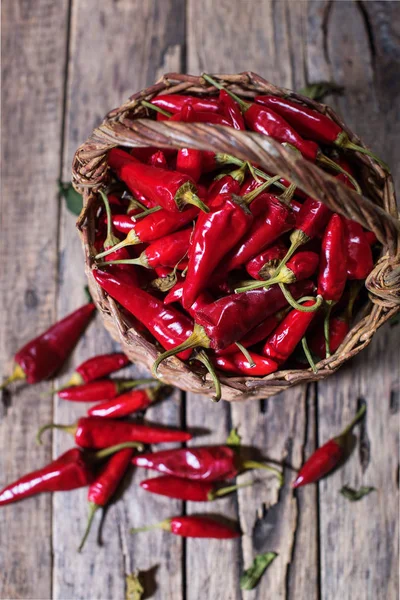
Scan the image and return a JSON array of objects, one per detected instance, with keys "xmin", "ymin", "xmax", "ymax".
[{"xmin": 72, "ymin": 73, "xmax": 400, "ymax": 402}]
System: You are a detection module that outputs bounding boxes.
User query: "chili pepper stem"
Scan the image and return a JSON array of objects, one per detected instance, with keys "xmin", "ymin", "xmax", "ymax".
[
  {"xmin": 175, "ymin": 182, "xmax": 210, "ymax": 213},
  {"xmin": 152, "ymin": 324, "xmax": 210, "ymax": 376},
  {"xmin": 202, "ymin": 74, "xmax": 251, "ymax": 112},
  {"xmin": 279, "ymin": 182, "xmax": 297, "ymax": 204},
  {"xmin": 235, "ymin": 343, "xmax": 256, "ymax": 367},
  {"xmin": 301, "ymin": 337, "xmax": 318, "ymax": 374},
  {"xmin": 242, "ymin": 174, "xmax": 284, "ymax": 204},
  {"xmin": 194, "ymin": 350, "xmax": 222, "ymax": 402},
  {"xmin": 0, "ymin": 364, "xmax": 26, "ymax": 390},
  {"xmin": 338, "ymin": 403, "xmax": 366, "ymax": 438},
  {"xmin": 335, "ymin": 133, "xmax": 389, "ymax": 171},
  {"xmin": 324, "ymin": 303, "xmax": 334, "ymax": 358},
  {"xmin": 97, "ymin": 256, "xmax": 148, "ymax": 268},
  {"xmin": 208, "ymin": 480, "xmax": 254, "ymax": 500},
  {"xmin": 241, "ymin": 460, "xmax": 284, "ymax": 488},
  {"xmin": 273, "ymin": 230, "xmax": 308, "ymax": 277},
  {"xmin": 36, "ymin": 423, "xmax": 77, "ymax": 445},
  {"xmin": 95, "ymin": 229, "xmax": 141, "ymax": 259},
  {"xmin": 94, "ymin": 442, "xmax": 144, "ymax": 459},
  {"xmin": 78, "ymin": 502, "xmax": 98, "ymax": 553},
  {"xmin": 130, "ymin": 519, "xmax": 171, "ymax": 534},
  {"xmin": 279, "ymin": 284, "xmax": 323, "ymax": 313},
  {"xmin": 317, "ymin": 155, "xmax": 362, "ymax": 194},
  {"xmin": 141, "ymin": 100, "xmax": 172, "ymax": 118},
  {"xmin": 131, "ymin": 206, "xmax": 162, "ymax": 220},
  {"xmin": 215, "ymin": 153, "xmax": 287, "ymax": 192},
  {"xmin": 234, "ymin": 267, "xmax": 294, "ymax": 293},
  {"xmin": 99, "ymin": 190, "xmax": 120, "ymax": 250}
]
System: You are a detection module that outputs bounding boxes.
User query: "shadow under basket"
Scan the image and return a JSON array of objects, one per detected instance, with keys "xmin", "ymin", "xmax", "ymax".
[{"xmin": 72, "ymin": 72, "xmax": 400, "ymax": 402}]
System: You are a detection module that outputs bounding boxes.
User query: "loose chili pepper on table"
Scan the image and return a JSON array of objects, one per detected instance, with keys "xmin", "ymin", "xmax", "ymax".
[
  {"xmin": 1, "ymin": 302, "xmax": 95, "ymax": 389},
  {"xmin": 62, "ymin": 353, "xmax": 129, "ymax": 388},
  {"xmin": 88, "ymin": 386, "xmax": 162, "ymax": 419},
  {"xmin": 131, "ymin": 515, "xmax": 240, "ymax": 539},
  {"xmin": 37, "ymin": 415, "xmax": 192, "ymax": 448},
  {"xmin": 108, "ymin": 148, "xmax": 209, "ymax": 213},
  {"xmin": 132, "ymin": 445, "xmax": 283, "ymax": 485},
  {"xmin": 293, "ymin": 404, "xmax": 366, "ymax": 487},
  {"xmin": 140, "ymin": 475, "xmax": 252, "ymax": 502},
  {"xmin": 57, "ymin": 378, "xmax": 151, "ymax": 402}
]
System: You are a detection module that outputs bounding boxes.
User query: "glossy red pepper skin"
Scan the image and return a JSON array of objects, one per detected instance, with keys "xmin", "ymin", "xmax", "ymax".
[
  {"xmin": 151, "ymin": 95, "xmax": 220, "ymax": 114},
  {"xmin": 295, "ymin": 197, "xmax": 332, "ymax": 241},
  {"xmin": 196, "ymin": 280, "xmax": 314, "ymax": 350},
  {"xmin": 75, "ymin": 416, "xmax": 192, "ymax": 448},
  {"xmin": 246, "ymin": 241, "xmax": 287, "ymax": 280},
  {"xmin": 141, "ymin": 475, "xmax": 217, "ymax": 501},
  {"xmin": 164, "ymin": 516, "xmax": 240, "ymax": 539},
  {"xmin": 292, "ymin": 439, "xmax": 343, "ymax": 488},
  {"xmin": 213, "ymin": 352, "xmax": 278, "ymax": 376},
  {"xmin": 108, "ymin": 148, "xmax": 199, "ymax": 212},
  {"xmin": 283, "ymin": 251, "xmax": 320, "ymax": 283},
  {"xmin": 111, "ymin": 215, "xmax": 136, "ymax": 234},
  {"xmin": 223, "ymin": 195, "xmax": 296, "ymax": 272},
  {"xmin": 137, "ymin": 228, "xmax": 191, "ymax": 269},
  {"xmin": 317, "ymin": 214, "xmax": 347, "ymax": 303},
  {"xmin": 0, "ymin": 449, "xmax": 94, "ymax": 505},
  {"xmin": 176, "ymin": 148, "xmax": 203, "ymax": 182},
  {"xmin": 219, "ymin": 89, "xmax": 245, "ymax": 130},
  {"xmin": 171, "ymin": 104, "xmax": 232, "ymax": 127},
  {"xmin": 343, "ymin": 219, "xmax": 373, "ymax": 280},
  {"xmin": 74, "ymin": 353, "xmax": 129, "ymax": 384},
  {"xmin": 58, "ymin": 379, "xmax": 134, "ymax": 402},
  {"xmin": 93, "ymin": 270, "xmax": 193, "ymax": 360},
  {"xmin": 262, "ymin": 300, "xmax": 320, "ymax": 364},
  {"xmin": 132, "ymin": 445, "xmax": 239, "ymax": 481},
  {"xmin": 148, "ymin": 150, "xmax": 168, "ymax": 168},
  {"xmin": 124, "ymin": 205, "xmax": 199, "ymax": 244},
  {"xmin": 14, "ymin": 303, "xmax": 96, "ymax": 384},
  {"xmin": 255, "ymin": 95, "xmax": 342, "ymax": 145},
  {"xmin": 88, "ymin": 388, "xmax": 157, "ymax": 418},
  {"xmin": 88, "ymin": 448, "xmax": 133, "ymax": 506},
  {"xmin": 130, "ymin": 146, "xmax": 176, "ymax": 163},
  {"xmin": 309, "ymin": 317, "xmax": 350, "ymax": 359},
  {"xmin": 182, "ymin": 193, "xmax": 253, "ymax": 309},
  {"xmin": 207, "ymin": 173, "xmax": 242, "ymax": 203},
  {"xmin": 164, "ymin": 283, "xmax": 213, "ymax": 317}
]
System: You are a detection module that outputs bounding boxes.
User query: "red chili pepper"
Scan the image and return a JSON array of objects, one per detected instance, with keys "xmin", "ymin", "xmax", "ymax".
[
  {"xmin": 216, "ymin": 309, "xmax": 288, "ymax": 355},
  {"xmin": 262, "ymin": 300, "xmax": 321, "ymax": 364},
  {"xmin": 151, "ymin": 94, "xmax": 220, "ymax": 114},
  {"xmin": 318, "ymin": 214, "xmax": 347, "ymax": 303},
  {"xmin": 108, "ymin": 148, "xmax": 209, "ymax": 213},
  {"xmin": 131, "ymin": 515, "xmax": 240, "ymax": 539},
  {"xmin": 93, "ymin": 270, "xmax": 194, "ymax": 360},
  {"xmin": 246, "ymin": 241, "xmax": 288, "ymax": 280},
  {"xmin": 0, "ymin": 448, "xmax": 94, "ymax": 506},
  {"xmin": 133, "ymin": 445, "xmax": 282, "ymax": 483},
  {"xmin": 343, "ymin": 218, "xmax": 373, "ymax": 280},
  {"xmin": 1, "ymin": 303, "xmax": 96, "ymax": 388},
  {"xmin": 148, "ymin": 150, "xmax": 168, "ymax": 168},
  {"xmin": 219, "ymin": 89, "xmax": 245, "ymax": 130},
  {"xmin": 88, "ymin": 387, "xmax": 160, "ymax": 418},
  {"xmin": 164, "ymin": 282, "xmax": 213, "ymax": 317},
  {"xmin": 38, "ymin": 416, "xmax": 192, "ymax": 448},
  {"xmin": 213, "ymin": 352, "xmax": 278, "ymax": 376},
  {"xmin": 140, "ymin": 475, "xmax": 250, "ymax": 502},
  {"xmin": 254, "ymin": 95, "xmax": 388, "ymax": 168},
  {"xmin": 365, "ymin": 231, "xmax": 378, "ymax": 246},
  {"xmin": 64, "ymin": 353, "xmax": 129, "ymax": 388},
  {"xmin": 207, "ymin": 166, "xmax": 246, "ymax": 202},
  {"xmin": 176, "ymin": 148, "xmax": 203, "ymax": 182},
  {"xmin": 130, "ymin": 146, "xmax": 176, "ymax": 163},
  {"xmin": 57, "ymin": 378, "xmax": 150, "ymax": 402},
  {"xmin": 293, "ymin": 404, "xmax": 366, "ymax": 487},
  {"xmin": 171, "ymin": 103, "xmax": 233, "ymax": 127},
  {"xmin": 78, "ymin": 448, "xmax": 134, "ymax": 551}
]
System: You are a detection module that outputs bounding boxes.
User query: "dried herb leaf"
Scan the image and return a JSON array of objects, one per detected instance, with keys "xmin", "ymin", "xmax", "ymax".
[
  {"xmin": 298, "ymin": 81, "xmax": 344, "ymax": 102},
  {"xmin": 58, "ymin": 180, "xmax": 83, "ymax": 216},
  {"xmin": 126, "ymin": 572, "xmax": 144, "ymax": 600},
  {"xmin": 340, "ymin": 485, "xmax": 376, "ymax": 502},
  {"xmin": 226, "ymin": 428, "xmax": 241, "ymax": 446},
  {"xmin": 240, "ymin": 552, "xmax": 278, "ymax": 590}
]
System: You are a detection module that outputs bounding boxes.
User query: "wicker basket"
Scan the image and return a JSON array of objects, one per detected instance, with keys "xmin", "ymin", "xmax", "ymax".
[{"xmin": 72, "ymin": 72, "xmax": 400, "ymax": 402}]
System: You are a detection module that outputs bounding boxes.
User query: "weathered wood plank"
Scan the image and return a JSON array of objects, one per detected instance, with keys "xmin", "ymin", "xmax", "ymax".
[
  {"xmin": 308, "ymin": 2, "xmax": 399, "ymax": 598},
  {"xmin": 53, "ymin": 2, "xmax": 186, "ymax": 599},
  {"xmin": 0, "ymin": 1, "xmax": 69, "ymax": 598}
]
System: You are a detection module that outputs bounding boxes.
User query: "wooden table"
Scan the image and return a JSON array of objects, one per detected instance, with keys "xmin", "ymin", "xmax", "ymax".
[{"xmin": 1, "ymin": 2, "xmax": 399, "ymax": 598}]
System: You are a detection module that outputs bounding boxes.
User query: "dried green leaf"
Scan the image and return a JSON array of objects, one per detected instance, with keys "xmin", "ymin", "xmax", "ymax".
[
  {"xmin": 126, "ymin": 572, "xmax": 144, "ymax": 600},
  {"xmin": 226, "ymin": 428, "xmax": 241, "ymax": 446},
  {"xmin": 340, "ymin": 485, "xmax": 376, "ymax": 502},
  {"xmin": 298, "ymin": 81, "xmax": 344, "ymax": 102},
  {"xmin": 240, "ymin": 552, "xmax": 278, "ymax": 590},
  {"xmin": 58, "ymin": 180, "xmax": 83, "ymax": 216}
]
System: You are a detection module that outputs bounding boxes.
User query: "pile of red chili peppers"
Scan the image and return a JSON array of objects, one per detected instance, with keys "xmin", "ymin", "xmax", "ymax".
[{"xmin": 90, "ymin": 74, "xmax": 379, "ymax": 395}]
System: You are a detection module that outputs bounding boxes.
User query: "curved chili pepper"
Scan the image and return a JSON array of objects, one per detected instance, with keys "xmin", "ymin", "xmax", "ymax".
[
  {"xmin": 317, "ymin": 214, "xmax": 347, "ymax": 303},
  {"xmin": 78, "ymin": 448, "xmax": 134, "ymax": 551},
  {"xmin": 93, "ymin": 270, "xmax": 194, "ymax": 360},
  {"xmin": 88, "ymin": 387, "xmax": 160, "ymax": 418},
  {"xmin": 219, "ymin": 89, "xmax": 245, "ymax": 130},
  {"xmin": 216, "ymin": 309, "xmax": 288, "ymax": 355},
  {"xmin": 262, "ymin": 300, "xmax": 321, "ymax": 365},
  {"xmin": 140, "ymin": 475, "xmax": 251, "ymax": 502},
  {"xmin": 148, "ymin": 150, "xmax": 168, "ymax": 168},
  {"xmin": 213, "ymin": 352, "xmax": 278, "ymax": 376},
  {"xmin": 293, "ymin": 404, "xmax": 366, "ymax": 487},
  {"xmin": 151, "ymin": 94, "xmax": 220, "ymax": 114},
  {"xmin": 176, "ymin": 148, "xmax": 203, "ymax": 182},
  {"xmin": 164, "ymin": 282, "xmax": 213, "ymax": 317},
  {"xmin": 245, "ymin": 241, "xmax": 288, "ymax": 280},
  {"xmin": 344, "ymin": 218, "xmax": 373, "ymax": 280},
  {"xmin": 63, "ymin": 353, "xmax": 129, "ymax": 388},
  {"xmin": 108, "ymin": 148, "xmax": 209, "ymax": 213},
  {"xmin": 254, "ymin": 95, "xmax": 388, "ymax": 169},
  {"xmin": 132, "ymin": 445, "xmax": 283, "ymax": 484},
  {"xmin": 57, "ymin": 378, "xmax": 150, "ymax": 402},
  {"xmin": 38, "ymin": 416, "xmax": 192, "ymax": 448},
  {"xmin": 131, "ymin": 515, "xmax": 240, "ymax": 539},
  {"xmin": 1, "ymin": 303, "xmax": 96, "ymax": 388},
  {"xmin": 171, "ymin": 103, "xmax": 233, "ymax": 127},
  {"xmin": 100, "ymin": 228, "xmax": 191, "ymax": 270}
]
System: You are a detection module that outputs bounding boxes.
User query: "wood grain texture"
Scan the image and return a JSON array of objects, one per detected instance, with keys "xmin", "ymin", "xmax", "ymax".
[
  {"xmin": 0, "ymin": 1, "xmax": 69, "ymax": 598},
  {"xmin": 53, "ymin": 2, "xmax": 185, "ymax": 599}
]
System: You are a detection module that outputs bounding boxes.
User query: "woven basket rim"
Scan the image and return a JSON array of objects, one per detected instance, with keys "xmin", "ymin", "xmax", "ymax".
[{"xmin": 72, "ymin": 72, "xmax": 400, "ymax": 401}]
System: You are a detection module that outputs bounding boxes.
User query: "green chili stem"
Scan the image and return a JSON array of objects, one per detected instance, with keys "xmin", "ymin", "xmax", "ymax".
[
  {"xmin": 317, "ymin": 154, "xmax": 362, "ymax": 194},
  {"xmin": 242, "ymin": 175, "xmax": 283, "ymax": 205},
  {"xmin": 130, "ymin": 519, "xmax": 171, "ymax": 534},
  {"xmin": 152, "ymin": 324, "xmax": 210, "ymax": 376},
  {"xmin": 195, "ymin": 349, "xmax": 222, "ymax": 403},
  {"xmin": 235, "ymin": 343, "xmax": 255, "ymax": 367},
  {"xmin": 279, "ymin": 284, "xmax": 323, "ymax": 312},
  {"xmin": 341, "ymin": 139, "xmax": 389, "ymax": 172},
  {"xmin": 78, "ymin": 503, "xmax": 98, "ymax": 553},
  {"xmin": 202, "ymin": 74, "xmax": 250, "ymax": 112},
  {"xmin": 210, "ymin": 480, "xmax": 254, "ymax": 500},
  {"xmin": 99, "ymin": 190, "xmax": 120, "ymax": 249},
  {"xmin": 241, "ymin": 460, "xmax": 284, "ymax": 488},
  {"xmin": 340, "ymin": 403, "xmax": 366, "ymax": 437},
  {"xmin": 301, "ymin": 337, "xmax": 318, "ymax": 374},
  {"xmin": 141, "ymin": 100, "xmax": 172, "ymax": 118},
  {"xmin": 0, "ymin": 364, "xmax": 26, "ymax": 390},
  {"xmin": 131, "ymin": 206, "xmax": 162, "ymax": 220},
  {"xmin": 324, "ymin": 303, "xmax": 334, "ymax": 358},
  {"xmin": 36, "ymin": 423, "xmax": 77, "ymax": 445}
]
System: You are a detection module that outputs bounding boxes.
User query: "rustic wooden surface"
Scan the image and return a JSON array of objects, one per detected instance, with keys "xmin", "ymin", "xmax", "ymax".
[{"xmin": 1, "ymin": 1, "xmax": 399, "ymax": 599}]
